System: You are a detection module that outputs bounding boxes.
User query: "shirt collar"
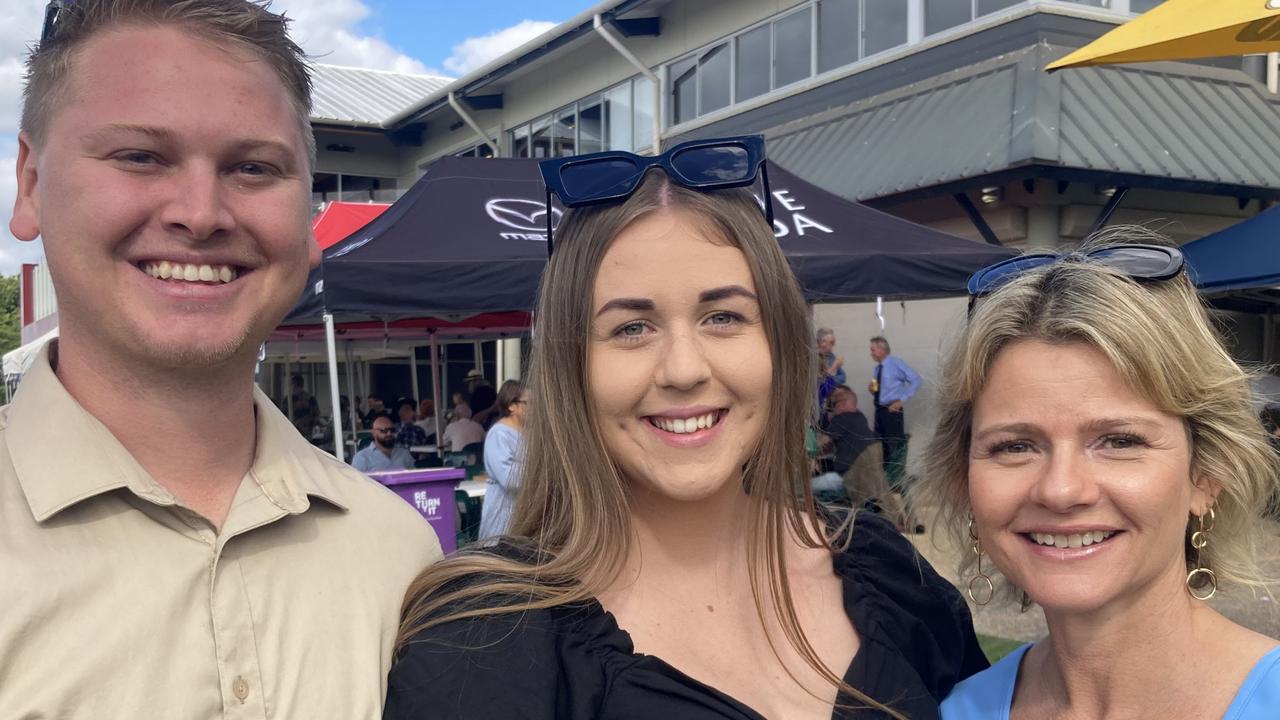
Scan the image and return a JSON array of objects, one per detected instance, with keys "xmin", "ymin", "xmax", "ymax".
[{"xmin": 7, "ymin": 341, "xmax": 349, "ymax": 523}]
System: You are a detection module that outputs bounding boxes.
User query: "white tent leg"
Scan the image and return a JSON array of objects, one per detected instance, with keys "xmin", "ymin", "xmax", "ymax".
[
  {"xmin": 323, "ymin": 313, "xmax": 344, "ymax": 462},
  {"xmin": 430, "ymin": 332, "xmax": 443, "ymax": 456}
]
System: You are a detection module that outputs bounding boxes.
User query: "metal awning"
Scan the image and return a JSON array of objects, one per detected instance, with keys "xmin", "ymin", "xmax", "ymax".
[{"xmin": 765, "ymin": 43, "xmax": 1280, "ymax": 203}]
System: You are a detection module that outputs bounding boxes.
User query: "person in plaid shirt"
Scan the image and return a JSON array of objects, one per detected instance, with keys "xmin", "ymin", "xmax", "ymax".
[{"xmin": 395, "ymin": 399, "xmax": 430, "ymax": 449}]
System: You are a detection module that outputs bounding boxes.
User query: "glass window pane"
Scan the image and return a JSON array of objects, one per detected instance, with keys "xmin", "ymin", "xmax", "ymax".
[
  {"xmin": 736, "ymin": 24, "xmax": 771, "ymax": 102},
  {"xmin": 669, "ymin": 56, "xmax": 697, "ymax": 125},
  {"xmin": 1055, "ymin": 0, "xmax": 1106, "ymax": 6},
  {"xmin": 864, "ymin": 0, "xmax": 908, "ymax": 56},
  {"xmin": 1130, "ymin": 0, "xmax": 1164, "ymax": 10},
  {"xmin": 773, "ymin": 9, "xmax": 812, "ymax": 89},
  {"xmin": 926, "ymin": 0, "xmax": 970, "ymax": 35},
  {"xmin": 977, "ymin": 0, "xmax": 1021, "ymax": 15},
  {"xmin": 340, "ymin": 174, "xmax": 396, "ymax": 203},
  {"xmin": 698, "ymin": 43, "xmax": 731, "ymax": 115},
  {"xmin": 633, "ymin": 76, "xmax": 655, "ymax": 151},
  {"xmin": 530, "ymin": 115, "xmax": 552, "ymax": 158},
  {"xmin": 312, "ymin": 172, "xmax": 338, "ymax": 213},
  {"xmin": 551, "ymin": 105, "xmax": 576, "ymax": 157},
  {"xmin": 512, "ymin": 124, "xmax": 531, "ymax": 158},
  {"xmin": 578, "ymin": 96, "xmax": 604, "ymax": 154},
  {"xmin": 604, "ymin": 84, "xmax": 632, "ymax": 151},
  {"xmin": 818, "ymin": 0, "xmax": 859, "ymax": 72}
]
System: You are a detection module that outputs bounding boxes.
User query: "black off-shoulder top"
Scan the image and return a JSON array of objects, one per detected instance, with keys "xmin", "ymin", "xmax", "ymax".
[{"xmin": 385, "ymin": 512, "xmax": 988, "ymax": 719}]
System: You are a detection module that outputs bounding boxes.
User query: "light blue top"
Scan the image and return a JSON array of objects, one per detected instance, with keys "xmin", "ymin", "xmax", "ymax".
[
  {"xmin": 876, "ymin": 354, "xmax": 921, "ymax": 406},
  {"xmin": 820, "ymin": 351, "xmax": 847, "ymax": 385},
  {"xmin": 351, "ymin": 444, "xmax": 414, "ymax": 473},
  {"xmin": 942, "ymin": 643, "xmax": 1280, "ymax": 720},
  {"xmin": 478, "ymin": 422, "xmax": 522, "ymax": 540}
]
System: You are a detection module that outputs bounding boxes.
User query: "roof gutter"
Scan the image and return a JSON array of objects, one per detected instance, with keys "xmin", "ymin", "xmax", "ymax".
[
  {"xmin": 593, "ymin": 14, "xmax": 661, "ymax": 153},
  {"xmin": 448, "ymin": 91, "xmax": 500, "ymax": 156}
]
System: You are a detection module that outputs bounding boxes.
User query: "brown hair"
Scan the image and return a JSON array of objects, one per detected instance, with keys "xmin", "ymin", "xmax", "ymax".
[
  {"xmin": 21, "ymin": 0, "xmax": 315, "ymax": 166},
  {"xmin": 397, "ymin": 171, "xmax": 903, "ymax": 717},
  {"xmin": 915, "ymin": 227, "xmax": 1279, "ymax": 597},
  {"xmin": 494, "ymin": 379, "xmax": 527, "ymax": 418}
]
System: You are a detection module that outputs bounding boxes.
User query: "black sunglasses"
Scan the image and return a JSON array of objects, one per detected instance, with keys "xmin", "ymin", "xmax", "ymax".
[
  {"xmin": 966, "ymin": 243, "xmax": 1185, "ymax": 311},
  {"xmin": 538, "ymin": 135, "xmax": 772, "ymax": 256}
]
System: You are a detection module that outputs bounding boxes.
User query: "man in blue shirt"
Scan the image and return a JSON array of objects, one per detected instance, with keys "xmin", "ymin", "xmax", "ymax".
[
  {"xmin": 869, "ymin": 336, "xmax": 921, "ymax": 483},
  {"xmin": 352, "ymin": 415, "xmax": 414, "ymax": 473},
  {"xmin": 394, "ymin": 399, "xmax": 429, "ymax": 449}
]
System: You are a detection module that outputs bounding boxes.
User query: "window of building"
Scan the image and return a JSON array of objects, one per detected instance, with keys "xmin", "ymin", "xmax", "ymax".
[
  {"xmin": 454, "ymin": 143, "xmax": 495, "ymax": 158},
  {"xmin": 670, "ymin": 55, "xmax": 698, "ymax": 125},
  {"xmin": 311, "ymin": 173, "xmax": 398, "ymax": 213},
  {"xmin": 818, "ymin": 0, "xmax": 859, "ymax": 74},
  {"xmin": 1130, "ymin": 0, "xmax": 1165, "ymax": 10},
  {"xmin": 508, "ymin": 76, "xmax": 656, "ymax": 158},
  {"xmin": 926, "ymin": 0, "xmax": 971, "ymax": 36},
  {"xmin": 864, "ymin": 0, "xmax": 908, "ymax": 56},
  {"xmin": 736, "ymin": 23, "xmax": 772, "ymax": 101},
  {"xmin": 977, "ymin": 0, "xmax": 1023, "ymax": 16},
  {"xmin": 699, "ymin": 43, "xmax": 732, "ymax": 116},
  {"xmin": 773, "ymin": 8, "xmax": 813, "ymax": 89}
]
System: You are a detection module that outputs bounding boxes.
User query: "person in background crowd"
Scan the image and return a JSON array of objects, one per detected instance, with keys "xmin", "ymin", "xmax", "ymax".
[
  {"xmin": 363, "ymin": 393, "xmax": 387, "ymax": 429},
  {"xmin": 466, "ymin": 369, "xmax": 499, "ymax": 427},
  {"xmin": 478, "ymin": 380, "xmax": 529, "ymax": 540},
  {"xmin": 814, "ymin": 386, "xmax": 907, "ymax": 527},
  {"xmin": 414, "ymin": 398, "xmax": 437, "ymax": 441},
  {"xmin": 284, "ymin": 373, "xmax": 319, "ymax": 436},
  {"xmin": 441, "ymin": 403, "xmax": 486, "ymax": 452},
  {"xmin": 353, "ymin": 414, "xmax": 414, "ymax": 473},
  {"xmin": 387, "ymin": 153, "xmax": 985, "ymax": 719},
  {"xmin": 394, "ymin": 398, "xmax": 429, "ymax": 449},
  {"xmin": 923, "ymin": 232, "xmax": 1280, "ymax": 719},
  {"xmin": 0, "ymin": 2, "xmax": 440, "ymax": 717},
  {"xmin": 450, "ymin": 391, "xmax": 468, "ymax": 418},
  {"xmin": 868, "ymin": 336, "xmax": 920, "ymax": 478},
  {"xmin": 817, "ymin": 327, "xmax": 846, "ymax": 385}
]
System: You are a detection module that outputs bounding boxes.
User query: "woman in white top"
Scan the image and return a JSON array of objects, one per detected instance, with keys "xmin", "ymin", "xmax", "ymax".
[{"xmin": 478, "ymin": 380, "xmax": 527, "ymax": 540}]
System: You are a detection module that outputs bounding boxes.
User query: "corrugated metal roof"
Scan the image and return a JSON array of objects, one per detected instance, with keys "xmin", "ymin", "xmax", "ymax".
[
  {"xmin": 311, "ymin": 64, "xmax": 452, "ymax": 128},
  {"xmin": 765, "ymin": 44, "xmax": 1280, "ymax": 201}
]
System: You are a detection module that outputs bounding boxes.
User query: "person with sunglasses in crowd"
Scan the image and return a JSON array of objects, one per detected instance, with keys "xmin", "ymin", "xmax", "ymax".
[
  {"xmin": 918, "ymin": 229, "xmax": 1280, "ymax": 719},
  {"xmin": 384, "ymin": 137, "xmax": 987, "ymax": 719}
]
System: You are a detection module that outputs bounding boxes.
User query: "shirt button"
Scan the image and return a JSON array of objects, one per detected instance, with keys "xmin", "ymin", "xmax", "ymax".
[{"xmin": 232, "ymin": 676, "xmax": 250, "ymax": 703}]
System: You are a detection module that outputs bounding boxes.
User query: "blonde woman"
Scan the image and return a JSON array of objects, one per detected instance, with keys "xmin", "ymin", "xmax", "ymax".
[
  {"xmin": 385, "ymin": 137, "xmax": 986, "ymax": 719},
  {"xmin": 916, "ymin": 233, "xmax": 1280, "ymax": 719}
]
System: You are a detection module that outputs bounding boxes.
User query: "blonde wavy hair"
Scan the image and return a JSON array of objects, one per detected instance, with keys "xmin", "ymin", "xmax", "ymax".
[
  {"xmin": 916, "ymin": 227, "xmax": 1279, "ymax": 597},
  {"xmin": 396, "ymin": 171, "xmax": 905, "ymax": 718}
]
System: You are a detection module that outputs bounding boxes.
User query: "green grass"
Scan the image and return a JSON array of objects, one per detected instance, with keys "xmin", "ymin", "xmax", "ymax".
[{"xmin": 977, "ymin": 634, "xmax": 1024, "ymax": 664}]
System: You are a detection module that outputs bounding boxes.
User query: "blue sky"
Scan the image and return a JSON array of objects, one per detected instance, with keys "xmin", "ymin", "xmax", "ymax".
[{"xmin": 0, "ymin": 0, "xmax": 597, "ymax": 273}]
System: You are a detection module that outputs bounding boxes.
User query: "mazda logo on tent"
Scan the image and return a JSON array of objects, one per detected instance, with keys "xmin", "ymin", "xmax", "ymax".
[{"xmin": 486, "ymin": 198, "xmax": 561, "ymax": 232}]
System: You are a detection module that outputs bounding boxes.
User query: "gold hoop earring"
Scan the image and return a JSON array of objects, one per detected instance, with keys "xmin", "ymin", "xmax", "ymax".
[
  {"xmin": 1186, "ymin": 507, "xmax": 1217, "ymax": 601},
  {"xmin": 967, "ymin": 515, "xmax": 994, "ymax": 606}
]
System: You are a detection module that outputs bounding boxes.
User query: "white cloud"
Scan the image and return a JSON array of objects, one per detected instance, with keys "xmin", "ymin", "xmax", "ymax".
[
  {"xmin": 275, "ymin": 0, "xmax": 432, "ymax": 74},
  {"xmin": 443, "ymin": 19, "xmax": 556, "ymax": 76}
]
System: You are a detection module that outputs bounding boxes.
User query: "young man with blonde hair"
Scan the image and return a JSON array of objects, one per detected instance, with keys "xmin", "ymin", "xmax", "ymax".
[{"xmin": 1, "ymin": 2, "xmax": 440, "ymax": 716}]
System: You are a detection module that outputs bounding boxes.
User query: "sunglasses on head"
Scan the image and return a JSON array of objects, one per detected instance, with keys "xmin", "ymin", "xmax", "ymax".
[
  {"xmin": 966, "ymin": 243, "xmax": 1185, "ymax": 312},
  {"xmin": 41, "ymin": 0, "xmax": 72, "ymax": 45},
  {"xmin": 538, "ymin": 135, "xmax": 773, "ymax": 257}
]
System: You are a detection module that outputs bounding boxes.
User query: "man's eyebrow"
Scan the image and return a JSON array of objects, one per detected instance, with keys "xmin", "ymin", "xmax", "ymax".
[
  {"xmin": 595, "ymin": 298, "xmax": 655, "ymax": 317},
  {"xmin": 83, "ymin": 123, "xmax": 176, "ymax": 143},
  {"xmin": 698, "ymin": 285, "xmax": 758, "ymax": 304}
]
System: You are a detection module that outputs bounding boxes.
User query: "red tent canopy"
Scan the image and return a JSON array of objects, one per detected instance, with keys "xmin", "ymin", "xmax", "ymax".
[{"xmin": 311, "ymin": 201, "xmax": 390, "ymax": 250}]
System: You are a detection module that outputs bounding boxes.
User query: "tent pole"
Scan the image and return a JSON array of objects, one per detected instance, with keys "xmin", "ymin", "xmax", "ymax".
[
  {"xmin": 323, "ymin": 313, "xmax": 345, "ymax": 462},
  {"xmin": 430, "ymin": 331, "xmax": 443, "ymax": 457},
  {"xmin": 410, "ymin": 345, "xmax": 420, "ymax": 405},
  {"xmin": 345, "ymin": 341, "xmax": 359, "ymax": 449}
]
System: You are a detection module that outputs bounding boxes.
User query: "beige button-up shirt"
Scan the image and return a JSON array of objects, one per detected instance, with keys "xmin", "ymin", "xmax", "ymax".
[{"xmin": 0, "ymin": 345, "xmax": 442, "ymax": 718}]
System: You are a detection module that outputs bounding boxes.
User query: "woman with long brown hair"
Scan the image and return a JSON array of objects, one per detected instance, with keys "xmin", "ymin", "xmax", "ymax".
[{"xmin": 384, "ymin": 137, "xmax": 987, "ymax": 719}]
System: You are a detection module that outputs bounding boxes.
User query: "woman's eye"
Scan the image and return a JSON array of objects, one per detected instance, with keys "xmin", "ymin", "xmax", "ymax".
[
  {"xmin": 1102, "ymin": 434, "xmax": 1144, "ymax": 450},
  {"xmin": 707, "ymin": 311, "xmax": 741, "ymax": 326},
  {"xmin": 618, "ymin": 322, "xmax": 646, "ymax": 337},
  {"xmin": 994, "ymin": 441, "xmax": 1032, "ymax": 454}
]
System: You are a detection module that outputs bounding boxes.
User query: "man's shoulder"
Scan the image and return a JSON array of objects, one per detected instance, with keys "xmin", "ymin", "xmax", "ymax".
[{"xmin": 304, "ymin": 446, "xmax": 438, "ymax": 545}]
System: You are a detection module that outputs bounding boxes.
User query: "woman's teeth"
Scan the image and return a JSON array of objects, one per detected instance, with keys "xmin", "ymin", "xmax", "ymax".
[
  {"xmin": 141, "ymin": 261, "xmax": 238, "ymax": 283},
  {"xmin": 650, "ymin": 412, "xmax": 720, "ymax": 434},
  {"xmin": 1030, "ymin": 530, "xmax": 1116, "ymax": 548}
]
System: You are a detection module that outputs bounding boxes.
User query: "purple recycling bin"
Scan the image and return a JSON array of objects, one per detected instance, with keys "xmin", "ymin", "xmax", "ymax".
[{"xmin": 369, "ymin": 467, "xmax": 465, "ymax": 554}]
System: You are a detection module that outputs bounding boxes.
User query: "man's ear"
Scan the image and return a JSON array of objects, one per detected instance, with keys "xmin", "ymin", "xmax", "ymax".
[{"xmin": 10, "ymin": 132, "xmax": 42, "ymax": 242}]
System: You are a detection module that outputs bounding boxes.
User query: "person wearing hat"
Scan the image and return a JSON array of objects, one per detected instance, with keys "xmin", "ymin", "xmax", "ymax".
[{"xmin": 465, "ymin": 368, "xmax": 499, "ymax": 428}]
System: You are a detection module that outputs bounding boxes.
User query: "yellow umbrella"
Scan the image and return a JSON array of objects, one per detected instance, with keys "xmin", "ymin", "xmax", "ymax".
[{"xmin": 1047, "ymin": 0, "xmax": 1280, "ymax": 70}]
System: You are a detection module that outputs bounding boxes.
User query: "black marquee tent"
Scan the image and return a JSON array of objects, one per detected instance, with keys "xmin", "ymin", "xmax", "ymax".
[
  {"xmin": 286, "ymin": 155, "xmax": 1014, "ymax": 324},
  {"xmin": 285, "ymin": 155, "xmax": 1015, "ymax": 460}
]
